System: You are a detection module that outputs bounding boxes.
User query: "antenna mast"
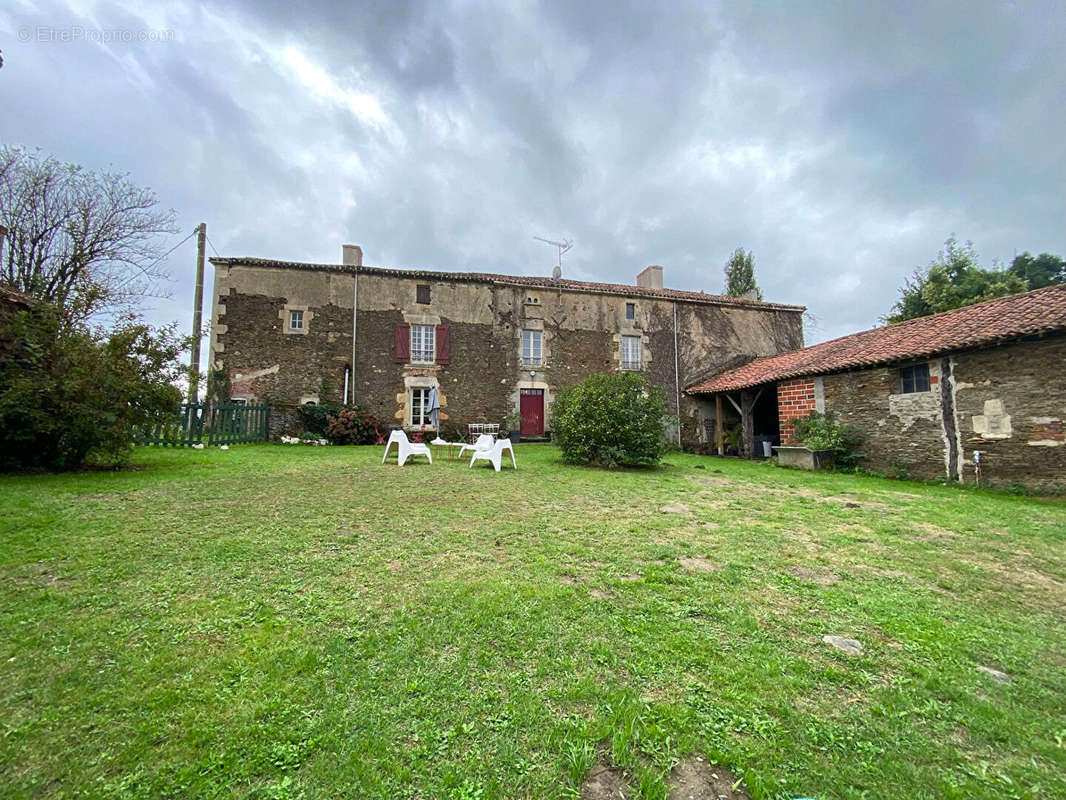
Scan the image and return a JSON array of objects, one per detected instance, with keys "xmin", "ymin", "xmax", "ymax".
[{"xmin": 534, "ymin": 236, "xmax": 573, "ymax": 279}]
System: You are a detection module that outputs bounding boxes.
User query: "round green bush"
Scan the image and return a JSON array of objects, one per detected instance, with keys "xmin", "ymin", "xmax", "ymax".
[{"xmin": 551, "ymin": 372, "xmax": 671, "ymax": 468}]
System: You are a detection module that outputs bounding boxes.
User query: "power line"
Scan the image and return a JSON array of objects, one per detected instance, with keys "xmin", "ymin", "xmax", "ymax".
[
  {"xmin": 206, "ymin": 234, "xmax": 221, "ymax": 258},
  {"xmin": 142, "ymin": 226, "xmax": 199, "ymax": 274}
]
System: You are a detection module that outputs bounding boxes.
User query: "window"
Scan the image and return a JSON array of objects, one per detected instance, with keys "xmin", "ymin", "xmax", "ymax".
[
  {"xmin": 522, "ymin": 330, "xmax": 543, "ymax": 366},
  {"xmin": 289, "ymin": 310, "xmax": 303, "ymax": 330},
  {"xmin": 417, "ymin": 284, "xmax": 431, "ymax": 305},
  {"xmin": 900, "ymin": 363, "xmax": 931, "ymax": 394},
  {"xmin": 229, "ymin": 397, "xmax": 248, "ymax": 405},
  {"xmin": 620, "ymin": 335, "xmax": 641, "ymax": 370},
  {"xmin": 410, "ymin": 387, "xmax": 431, "ymax": 426},
  {"xmin": 625, "ymin": 302, "xmax": 635, "ymax": 320},
  {"xmin": 410, "ymin": 324, "xmax": 436, "ymax": 363}
]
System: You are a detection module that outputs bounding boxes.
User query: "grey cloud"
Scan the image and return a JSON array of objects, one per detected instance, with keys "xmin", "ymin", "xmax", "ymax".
[{"xmin": 1, "ymin": 0, "xmax": 1063, "ymax": 349}]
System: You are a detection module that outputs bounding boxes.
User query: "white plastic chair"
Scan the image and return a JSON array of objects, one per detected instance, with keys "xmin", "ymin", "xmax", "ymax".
[
  {"xmin": 469, "ymin": 438, "xmax": 517, "ymax": 472},
  {"xmin": 457, "ymin": 433, "xmax": 494, "ymax": 459},
  {"xmin": 381, "ymin": 429, "xmax": 433, "ymax": 466}
]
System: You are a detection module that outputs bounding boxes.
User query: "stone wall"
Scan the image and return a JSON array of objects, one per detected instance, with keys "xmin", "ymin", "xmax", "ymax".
[
  {"xmin": 822, "ymin": 360, "xmax": 947, "ymax": 478},
  {"xmin": 951, "ymin": 334, "xmax": 1066, "ymax": 490},
  {"xmin": 814, "ymin": 334, "xmax": 1066, "ymax": 491},
  {"xmin": 210, "ymin": 261, "xmax": 805, "ymax": 443}
]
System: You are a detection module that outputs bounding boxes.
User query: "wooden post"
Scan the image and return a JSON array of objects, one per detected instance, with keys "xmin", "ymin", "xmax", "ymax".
[
  {"xmin": 715, "ymin": 394, "xmax": 724, "ymax": 456},
  {"xmin": 187, "ymin": 222, "xmax": 207, "ymax": 404},
  {"xmin": 741, "ymin": 389, "xmax": 755, "ymax": 459}
]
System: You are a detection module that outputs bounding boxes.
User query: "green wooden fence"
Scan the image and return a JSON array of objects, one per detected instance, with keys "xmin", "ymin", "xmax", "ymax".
[{"xmin": 140, "ymin": 403, "xmax": 270, "ymax": 447}]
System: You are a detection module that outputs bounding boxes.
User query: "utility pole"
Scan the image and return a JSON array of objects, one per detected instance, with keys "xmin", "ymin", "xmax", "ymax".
[{"xmin": 188, "ymin": 222, "xmax": 206, "ymax": 404}]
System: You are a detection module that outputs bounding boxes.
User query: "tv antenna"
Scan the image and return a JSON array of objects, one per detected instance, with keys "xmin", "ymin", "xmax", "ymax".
[{"xmin": 534, "ymin": 236, "xmax": 573, "ymax": 279}]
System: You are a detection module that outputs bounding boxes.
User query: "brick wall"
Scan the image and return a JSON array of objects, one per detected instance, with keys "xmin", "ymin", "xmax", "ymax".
[{"xmin": 777, "ymin": 378, "xmax": 817, "ymax": 443}]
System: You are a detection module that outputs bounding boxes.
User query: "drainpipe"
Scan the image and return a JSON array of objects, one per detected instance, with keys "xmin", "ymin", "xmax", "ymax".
[
  {"xmin": 350, "ymin": 270, "xmax": 358, "ymax": 404},
  {"xmin": 673, "ymin": 301, "xmax": 681, "ymax": 446},
  {"xmin": 343, "ymin": 244, "xmax": 363, "ymax": 405}
]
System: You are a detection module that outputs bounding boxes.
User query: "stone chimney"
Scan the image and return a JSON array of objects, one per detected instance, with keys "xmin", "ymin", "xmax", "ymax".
[
  {"xmin": 342, "ymin": 244, "xmax": 363, "ymax": 267},
  {"xmin": 636, "ymin": 265, "xmax": 663, "ymax": 289}
]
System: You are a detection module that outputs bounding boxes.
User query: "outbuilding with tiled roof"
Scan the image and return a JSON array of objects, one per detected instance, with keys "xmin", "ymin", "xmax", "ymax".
[{"xmin": 685, "ymin": 284, "xmax": 1066, "ymax": 490}]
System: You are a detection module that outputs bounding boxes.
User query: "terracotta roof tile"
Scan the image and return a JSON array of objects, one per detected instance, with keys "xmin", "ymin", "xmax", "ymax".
[
  {"xmin": 687, "ymin": 283, "xmax": 1066, "ymax": 394},
  {"xmin": 209, "ymin": 257, "xmax": 805, "ymax": 312}
]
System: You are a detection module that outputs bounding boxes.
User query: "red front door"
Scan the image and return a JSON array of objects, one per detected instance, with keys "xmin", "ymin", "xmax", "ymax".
[{"xmin": 520, "ymin": 389, "xmax": 544, "ymax": 436}]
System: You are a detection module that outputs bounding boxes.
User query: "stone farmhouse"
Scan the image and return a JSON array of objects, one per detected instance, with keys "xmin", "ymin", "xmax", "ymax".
[
  {"xmin": 208, "ymin": 246, "xmax": 805, "ymax": 442},
  {"xmin": 687, "ymin": 284, "xmax": 1066, "ymax": 491}
]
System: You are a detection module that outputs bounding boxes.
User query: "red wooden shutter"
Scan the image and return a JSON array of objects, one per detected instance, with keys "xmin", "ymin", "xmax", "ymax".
[
  {"xmin": 394, "ymin": 323, "xmax": 410, "ymax": 363},
  {"xmin": 435, "ymin": 324, "xmax": 450, "ymax": 365}
]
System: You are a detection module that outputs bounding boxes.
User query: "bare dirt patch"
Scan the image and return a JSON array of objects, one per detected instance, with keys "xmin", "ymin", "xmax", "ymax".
[
  {"xmin": 786, "ymin": 565, "xmax": 840, "ymax": 587},
  {"xmin": 661, "ymin": 502, "xmax": 691, "ymax": 514},
  {"xmin": 10, "ymin": 562, "xmax": 71, "ymax": 590},
  {"xmin": 667, "ymin": 757, "xmax": 752, "ymax": 800},
  {"xmin": 589, "ymin": 589, "xmax": 610, "ymax": 600},
  {"xmin": 580, "ymin": 763, "xmax": 632, "ymax": 799},
  {"xmin": 679, "ymin": 556, "xmax": 720, "ymax": 573},
  {"xmin": 821, "ymin": 495, "xmax": 890, "ymax": 511}
]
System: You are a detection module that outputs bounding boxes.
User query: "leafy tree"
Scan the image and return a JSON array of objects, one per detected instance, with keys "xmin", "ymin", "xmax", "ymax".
[
  {"xmin": 887, "ymin": 236, "xmax": 1028, "ymax": 323},
  {"xmin": 0, "ymin": 145, "xmax": 177, "ymax": 322},
  {"xmin": 0, "ymin": 301, "xmax": 186, "ymax": 470},
  {"xmin": 551, "ymin": 372, "xmax": 671, "ymax": 468},
  {"xmin": 1009, "ymin": 251, "xmax": 1065, "ymax": 290},
  {"xmin": 723, "ymin": 248, "xmax": 762, "ymax": 299}
]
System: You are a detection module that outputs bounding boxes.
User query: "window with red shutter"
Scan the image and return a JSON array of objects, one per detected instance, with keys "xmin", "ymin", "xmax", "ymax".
[
  {"xmin": 435, "ymin": 324, "xmax": 450, "ymax": 365},
  {"xmin": 394, "ymin": 323, "xmax": 411, "ymax": 363}
]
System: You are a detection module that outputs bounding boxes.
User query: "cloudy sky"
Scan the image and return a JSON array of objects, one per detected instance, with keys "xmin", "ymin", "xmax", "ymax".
[{"xmin": 3, "ymin": 0, "xmax": 1064, "ymax": 346}]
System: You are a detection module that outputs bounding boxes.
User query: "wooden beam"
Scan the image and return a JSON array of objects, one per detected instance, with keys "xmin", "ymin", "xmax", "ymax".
[
  {"xmin": 715, "ymin": 394, "xmax": 723, "ymax": 456},
  {"xmin": 740, "ymin": 389, "xmax": 755, "ymax": 459},
  {"xmin": 725, "ymin": 393, "xmax": 743, "ymax": 415}
]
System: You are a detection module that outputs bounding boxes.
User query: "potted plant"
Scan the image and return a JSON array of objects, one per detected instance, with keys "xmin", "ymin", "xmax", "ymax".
[{"xmin": 505, "ymin": 412, "xmax": 522, "ymax": 444}]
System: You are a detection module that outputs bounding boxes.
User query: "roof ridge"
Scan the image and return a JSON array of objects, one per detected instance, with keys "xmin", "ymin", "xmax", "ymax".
[
  {"xmin": 209, "ymin": 256, "xmax": 806, "ymax": 311},
  {"xmin": 686, "ymin": 282, "xmax": 1066, "ymax": 394}
]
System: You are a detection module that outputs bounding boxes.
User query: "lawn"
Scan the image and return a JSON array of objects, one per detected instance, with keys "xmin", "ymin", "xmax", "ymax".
[{"xmin": 1, "ymin": 444, "xmax": 1064, "ymax": 799}]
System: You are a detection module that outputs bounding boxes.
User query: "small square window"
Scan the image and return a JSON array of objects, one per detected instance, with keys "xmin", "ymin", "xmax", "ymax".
[
  {"xmin": 625, "ymin": 302, "xmax": 635, "ymax": 320},
  {"xmin": 289, "ymin": 310, "xmax": 303, "ymax": 330},
  {"xmin": 417, "ymin": 284, "xmax": 431, "ymax": 305},
  {"xmin": 900, "ymin": 363, "xmax": 931, "ymax": 394}
]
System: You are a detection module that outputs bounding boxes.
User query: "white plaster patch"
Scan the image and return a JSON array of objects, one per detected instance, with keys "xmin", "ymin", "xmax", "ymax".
[
  {"xmin": 1028, "ymin": 440, "xmax": 1064, "ymax": 447},
  {"xmin": 888, "ymin": 391, "xmax": 941, "ymax": 430},
  {"xmin": 972, "ymin": 399, "xmax": 1012, "ymax": 440},
  {"xmin": 235, "ymin": 364, "xmax": 280, "ymax": 381}
]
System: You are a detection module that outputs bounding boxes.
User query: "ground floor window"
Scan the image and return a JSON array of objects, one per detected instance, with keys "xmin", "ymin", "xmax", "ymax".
[
  {"xmin": 411, "ymin": 387, "xmax": 432, "ymax": 426},
  {"xmin": 900, "ymin": 363, "xmax": 931, "ymax": 393},
  {"xmin": 620, "ymin": 335, "xmax": 641, "ymax": 370}
]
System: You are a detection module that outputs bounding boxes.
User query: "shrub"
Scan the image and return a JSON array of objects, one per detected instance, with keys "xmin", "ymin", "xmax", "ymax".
[
  {"xmin": 551, "ymin": 372, "xmax": 671, "ymax": 468},
  {"xmin": 298, "ymin": 402, "xmax": 338, "ymax": 436},
  {"xmin": 792, "ymin": 411, "xmax": 865, "ymax": 469},
  {"xmin": 324, "ymin": 405, "xmax": 379, "ymax": 445},
  {"xmin": 0, "ymin": 304, "xmax": 186, "ymax": 470}
]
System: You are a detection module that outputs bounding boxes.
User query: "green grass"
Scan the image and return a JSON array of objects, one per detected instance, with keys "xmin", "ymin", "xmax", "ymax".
[{"xmin": 2, "ymin": 444, "xmax": 1064, "ymax": 799}]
